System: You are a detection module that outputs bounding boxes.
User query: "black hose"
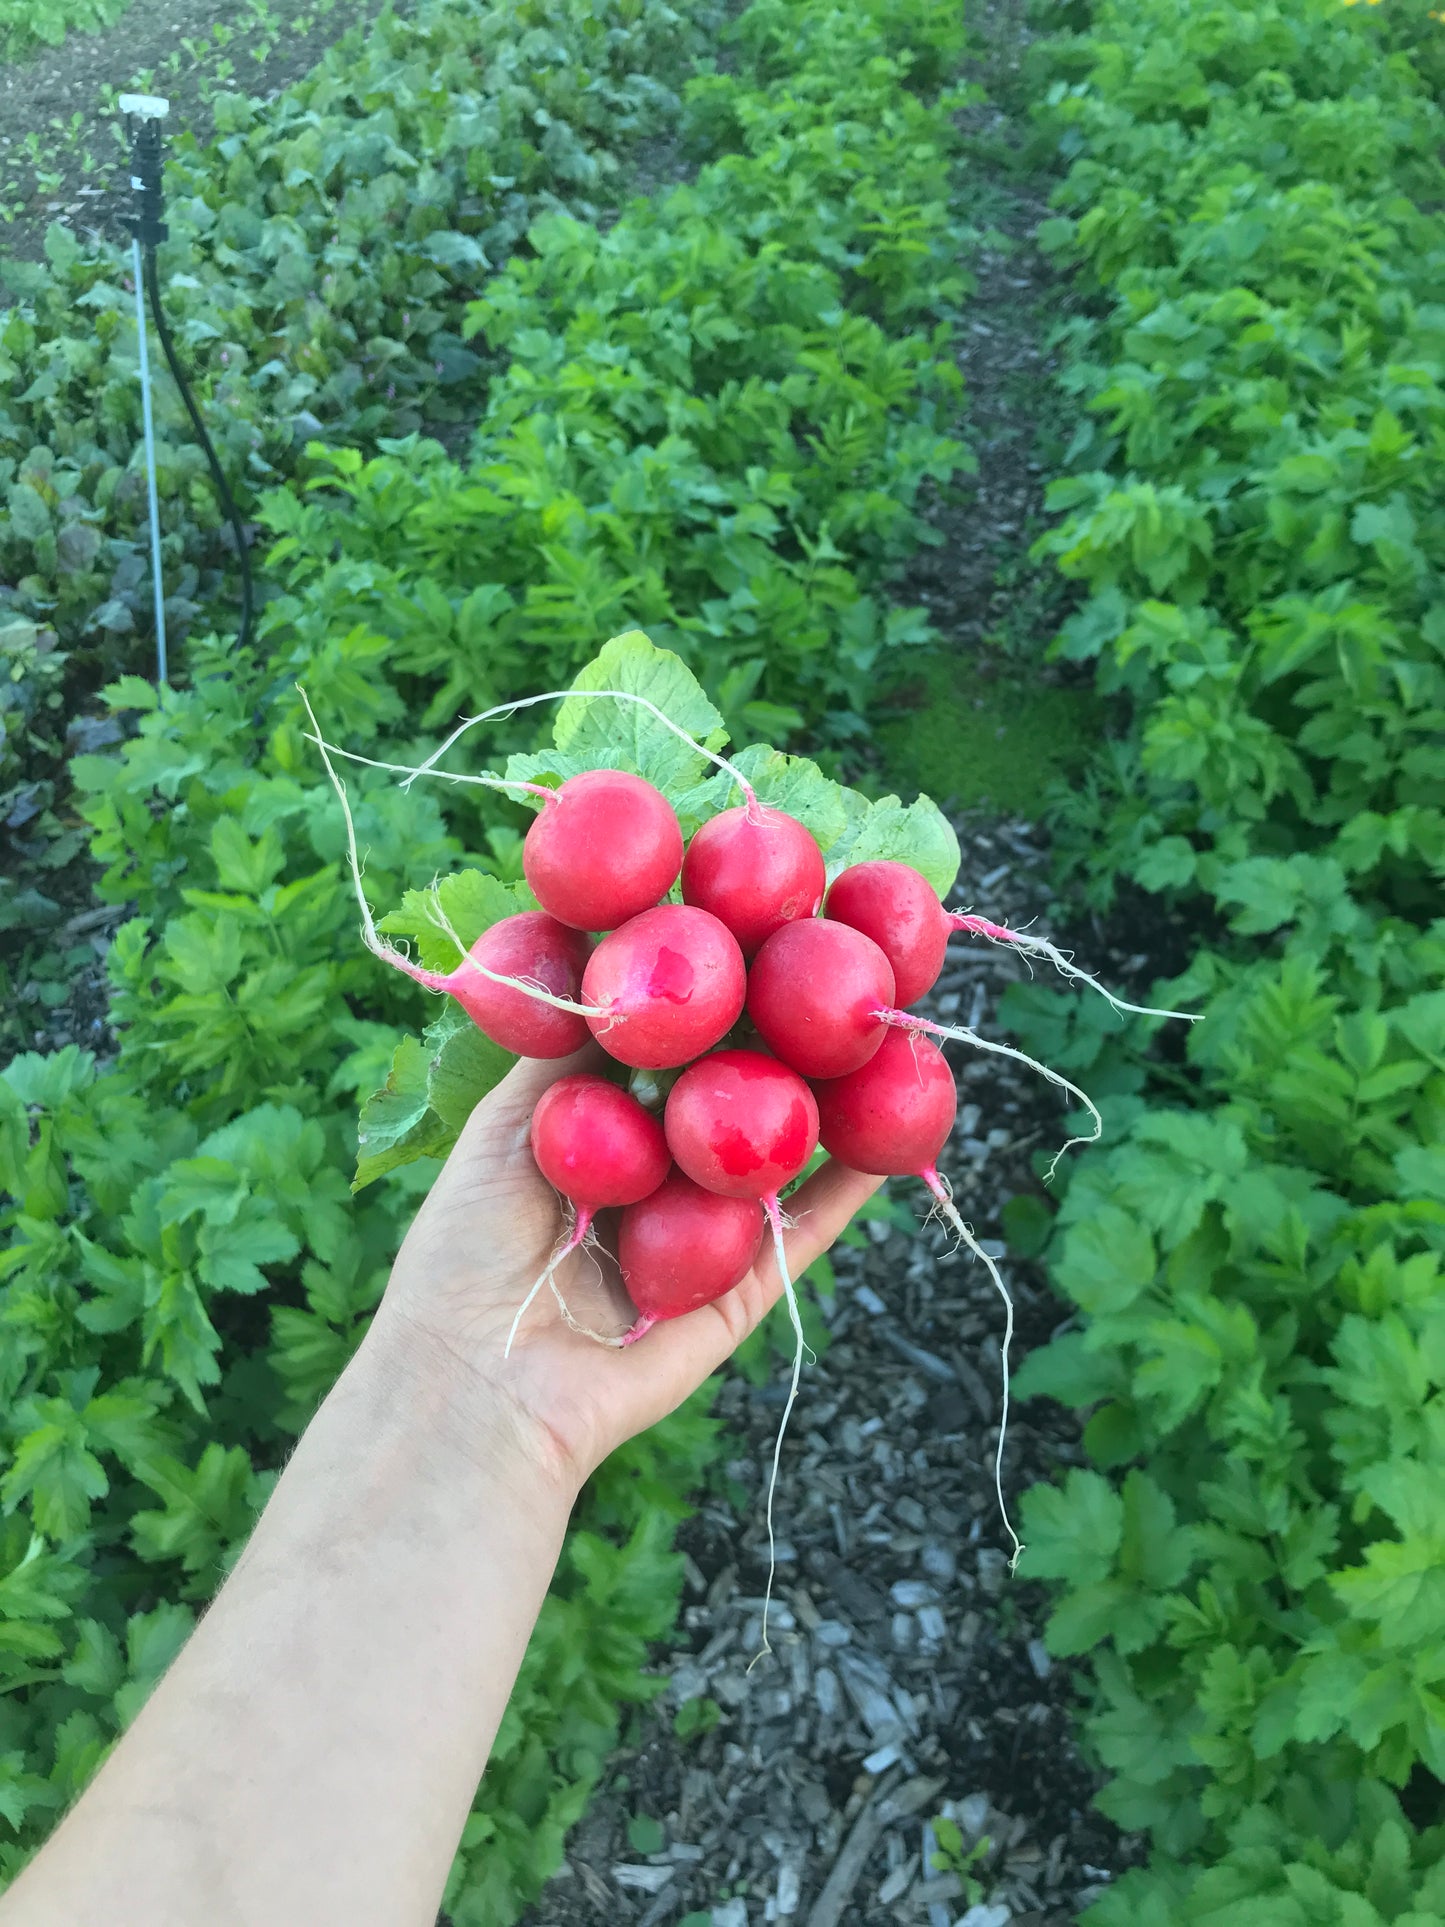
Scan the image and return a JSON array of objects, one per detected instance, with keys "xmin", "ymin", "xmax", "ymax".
[{"xmin": 141, "ymin": 244, "xmax": 255, "ymax": 656}]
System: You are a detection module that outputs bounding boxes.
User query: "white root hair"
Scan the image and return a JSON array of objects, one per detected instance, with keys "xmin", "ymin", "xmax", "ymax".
[
  {"xmin": 949, "ymin": 912, "xmax": 1200, "ymax": 1025},
  {"xmin": 398, "ymin": 687, "xmax": 762, "ymax": 817},
  {"xmin": 297, "ymin": 685, "xmax": 606, "ymax": 1021},
  {"xmin": 883, "ymin": 1008, "xmax": 1103, "ymax": 1184},
  {"xmin": 423, "ymin": 890, "xmax": 607, "ymax": 1020},
  {"xmin": 505, "ymin": 1211, "xmax": 624, "ymax": 1355},
  {"xmin": 748, "ymin": 1197, "xmax": 808, "ymax": 1672},
  {"xmin": 923, "ymin": 1169, "xmax": 1023, "ymax": 1573}
]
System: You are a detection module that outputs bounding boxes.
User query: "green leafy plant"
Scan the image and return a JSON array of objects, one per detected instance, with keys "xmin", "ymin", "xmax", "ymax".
[
  {"xmin": 930, "ymin": 1814, "xmax": 990, "ymax": 1906},
  {"xmin": 0, "ymin": 0, "xmax": 131, "ymax": 59},
  {"xmin": 0, "ymin": 0, "xmax": 718, "ymax": 907},
  {"xmin": 673, "ymin": 1695, "xmax": 722, "ymax": 1741},
  {"xmin": 0, "ymin": 0, "xmax": 977, "ymax": 1914},
  {"xmin": 1001, "ymin": 0, "xmax": 1445, "ymax": 1916}
]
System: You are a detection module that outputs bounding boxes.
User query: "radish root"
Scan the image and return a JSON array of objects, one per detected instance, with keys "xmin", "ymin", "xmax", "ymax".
[
  {"xmin": 748, "ymin": 1196, "xmax": 807, "ymax": 1672},
  {"xmin": 399, "ymin": 687, "xmax": 761, "ymax": 815},
  {"xmin": 506, "ymin": 1209, "xmax": 624, "ymax": 1354},
  {"xmin": 882, "ymin": 1008, "xmax": 1102, "ymax": 1183},
  {"xmin": 948, "ymin": 912, "xmax": 1199, "ymax": 1025},
  {"xmin": 922, "ymin": 1167, "xmax": 1023, "ymax": 1573}
]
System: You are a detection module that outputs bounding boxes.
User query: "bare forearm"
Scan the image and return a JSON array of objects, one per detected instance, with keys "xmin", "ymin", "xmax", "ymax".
[{"xmin": 1, "ymin": 1322, "xmax": 576, "ymax": 1927}]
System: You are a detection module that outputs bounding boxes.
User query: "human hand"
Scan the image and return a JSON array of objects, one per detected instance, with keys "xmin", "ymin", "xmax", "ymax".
[{"xmin": 368, "ymin": 1045, "xmax": 884, "ymax": 1498}]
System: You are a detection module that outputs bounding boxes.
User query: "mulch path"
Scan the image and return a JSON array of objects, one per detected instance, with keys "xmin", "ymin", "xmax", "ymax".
[
  {"xmin": 511, "ymin": 8, "xmax": 1149, "ymax": 1924},
  {"xmin": 516, "ymin": 815, "xmax": 1146, "ymax": 1927}
]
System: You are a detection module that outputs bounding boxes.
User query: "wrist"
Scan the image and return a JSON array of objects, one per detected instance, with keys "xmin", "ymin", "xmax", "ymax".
[{"xmin": 354, "ymin": 1301, "xmax": 586, "ymax": 1517}]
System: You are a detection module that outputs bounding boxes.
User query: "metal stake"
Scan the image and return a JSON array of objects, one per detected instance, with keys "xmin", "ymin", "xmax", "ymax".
[{"xmin": 132, "ymin": 232, "xmax": 168, "ymax": 686}]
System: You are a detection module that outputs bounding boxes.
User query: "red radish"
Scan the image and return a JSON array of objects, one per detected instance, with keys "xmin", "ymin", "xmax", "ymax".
[
  {"xmin": 747, "ymin": 919, "xmax": 895, "ymax": 1079},
  {"xmin": 828, "ymin": 858, "xmax": 1201, "ymax": 1023},
  {"xmin": 748, "ymin": 915, "xmax": 1105, "ymax": 1180},
  {"xmin": 508, "ymin": 1074, "xmax": 670, "ymax": 1352},
  {"xmin": 681, "ymin": 806, "xmax": 825, "ymax": 958},
  {"xmin": 582, "ymin": 904, "xmax": 746, "ymax": 1070},
  {"xmin": 617, "ymin": 1171, "xmax": 766, "ymax": 1343},
  {"xmin": 813, "ymin": 1028, "xmax": 1023, "ymax": 1569},
  {"xmin": 380, "ymin": 911, "xmax": 592, "ymax": 1057},
  {"xmin": 826, "ymin": 860, "xmax": 949, "ymax": 1007},
  {"xmin": 659, "ymin": 1044, "xmax": 821, "ymax": 1656},
  {"xmin": 813, "ymin": 1026, "xmax": 956, "ymax": 1178},
  {"xmin": 530, "ymin": 1074, "xmax": 671, "ymax": 1214},
  {"xmin": 664, "ymin": 1049, "xmax": 818, "ymax": 1199},
  {"xmin": 523, "ymin": 768, "xmax": 683, "ymax": 931}
]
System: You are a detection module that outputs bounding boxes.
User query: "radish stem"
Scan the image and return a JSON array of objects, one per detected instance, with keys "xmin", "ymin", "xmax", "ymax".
[
  {"xmin": 297, "ymin": 731, "xmax": 556, "ymax": 805},
  {"xmin": 299, "ymin": 686, "xmax": 607, "ymax": 1021},
  {"xmin": 423, "ymin": 891, "xmax": 607, "ymax": 1020},
  {"xmin": 395, "ymin": 687, "xmax": 759, "ymax": 813}
]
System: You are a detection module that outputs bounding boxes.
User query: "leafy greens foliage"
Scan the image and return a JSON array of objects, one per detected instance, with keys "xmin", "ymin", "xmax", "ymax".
[
  {"xmin": 1002, "ymin": 0, "xmax": 1445, "ymax": 1916},
  {"xmin": 0, "ymin": 0, "xmax": 974, "ymax": 1913},
  {"xmin": 0, "ymin": 0, "xmax": 130, "ymax": 59},
  {"xmin": 0, "ymin": 0, "xmax": 712, "ymax": 903}
]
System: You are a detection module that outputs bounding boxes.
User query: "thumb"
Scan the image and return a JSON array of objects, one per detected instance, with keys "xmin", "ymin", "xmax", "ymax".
[{"xmin": 459, "ymin": 1041, "xmax": 613, "ymax": 1148}]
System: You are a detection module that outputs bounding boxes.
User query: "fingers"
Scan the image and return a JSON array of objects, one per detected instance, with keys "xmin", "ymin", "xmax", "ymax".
[
  {"xmin": 607, "ymin": 1160, "xmax": 886, "ymax": 1429},
  {"xmin": 758, "ymin": 1160, "xmax": 886, "ymax": 1309}
]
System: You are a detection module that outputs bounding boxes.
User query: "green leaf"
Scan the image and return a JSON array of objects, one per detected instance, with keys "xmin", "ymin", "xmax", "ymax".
[
  {"xmin": 7, "ymin": 483, "xmax": 51, "ymax": 544},
  {"xmin": 356, "ymin": 1004, "xmax": 514, "ymax": 1189},
  {"xmin": 677, "ymin": 744, "xmax": 849, "ymax": 848},
  {"xmin": 196, "ymin": 1203, "xmax": 302, "ymax": 1295},
  {"xmin": 102, "ymin": 674, "xmax": 160, "ymax": 711},
  {"xmin": 378, "ymin": 869, "xmax": 532, "ymax": 974},
  {"xmin": 626, "ymin": 1814, "xmax": 666, "ymax": 1854},
  {"xmin": 1055, "ymin": 1205, "xmax": 1157, "ymax": 1314},
  {"xmin": 1, "ymin": 1421, "xmax": 108, "ymax": 1539},
  {"xmin": 827, "ymin": 791, "xmax": 960, "ymax": 897},
  {"xmin": 1017, "ymin": 1468, "xmax": 1123, "ymax": 1586},
  {"xmin": 548, "ymin": 631, "xmax": 729, "ymax": 797}
]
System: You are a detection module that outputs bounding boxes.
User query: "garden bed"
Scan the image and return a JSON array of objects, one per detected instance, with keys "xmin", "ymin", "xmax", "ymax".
[{"xmin": 0, "ymin": 0, "xmax": 405, "ymax": 264}]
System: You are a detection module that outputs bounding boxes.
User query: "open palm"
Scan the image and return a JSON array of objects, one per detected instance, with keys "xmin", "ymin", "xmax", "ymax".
[{"xmin": 375, "ymin": 1045, "xmax": 884, "ymax": 1489}]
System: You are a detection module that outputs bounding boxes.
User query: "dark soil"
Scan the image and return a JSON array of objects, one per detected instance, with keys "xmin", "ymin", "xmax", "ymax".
[{"xmin": 0, "ymin": 0, "xmax": 404, "ymax": 266}]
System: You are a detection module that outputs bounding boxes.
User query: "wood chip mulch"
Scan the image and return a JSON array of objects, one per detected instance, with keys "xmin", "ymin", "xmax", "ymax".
[{"xmin": 517, "ymin": 813, "xmax": 1149, "ymax": 1927}]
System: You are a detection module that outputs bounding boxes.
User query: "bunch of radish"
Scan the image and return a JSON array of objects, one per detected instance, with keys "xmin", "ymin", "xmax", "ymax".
[{"xmin": 303, "ymin": 680, "xmax": 1195, "ymax": 1587}]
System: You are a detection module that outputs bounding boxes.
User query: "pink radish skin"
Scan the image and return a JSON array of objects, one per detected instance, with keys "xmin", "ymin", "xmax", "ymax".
[
  {"xmin": 509, "ymin": 1075, "xmax": 671, "ymax": 1355},
  {"xmin": 582, "ymin": 904, "xmax": 746, "ymax": 1071},
  {"xmin": 384, "ymin": 911, "xmax": 592, "ymax": 1057},
  {"xmin": 681, "ymin": 806, "xmax": 826, "ymax": 959},
  {"xmin": 617, "ymin": 1171, "xmax": 766, "ymax": 1343},
  {"xmin": 524, "ymin": 768, "xmax": 683, "ymax": 932},
  {"xmin": 826, "ymin": 860, "xmax": 949, "ymax": 1007},
  {"xmin": 747, "ymin": 919, "xmax": 896, "ymax": 1079},
  {"xmin": 829, "ymin": 859, "xmax": 1199, "ymax": 1027},
  {"xmin": 664, "ymin": 1049, "xmax": 819, "ymax": 1200},
  {"xmin": 530, "ymin": 1075, "xmax": 671, "ymax": 1216},
  {"xmin": 813, "ymin": 1028, "xmax": 956, "ymax": 1177}
]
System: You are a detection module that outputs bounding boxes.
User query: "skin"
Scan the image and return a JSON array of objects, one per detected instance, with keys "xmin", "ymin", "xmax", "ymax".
[{"xmin": 0, "ymin": 1046, "xmax": 881, "ymax": 1927}]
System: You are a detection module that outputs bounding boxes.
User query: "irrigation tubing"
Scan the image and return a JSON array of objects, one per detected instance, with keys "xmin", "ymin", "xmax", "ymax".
[{"xmin": 141, "ymin": 244, "xmax": 255, "ymax": 657}]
